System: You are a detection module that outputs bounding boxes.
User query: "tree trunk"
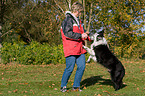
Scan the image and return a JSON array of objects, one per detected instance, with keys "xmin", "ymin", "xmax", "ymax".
[
  {"xmin": 87, "ymin": 3, "xmax": 93, "ymax": 32},
  {"xmin": 84, "ymin": 2, "xmax": 93, "ymax": 47},
  {"xmin": 0, "ymin": 23, "xmax": 2, "ymax": 48},
  {"xmin": 83, "ymin": 0, "xmax": 86, "ymax": 29},
  {"xmin": 78, "ymin": 0, "xmax": 82, "ymax": 4},
  {"xmin": 67, "ymin": 0, "xmax": 71, "ymax": 10},
  {"xmin": 82, "ymin": 0, "xmax": 88, "ymax": 46},
  {"xmin": 0, "ymin": 0, "xmax": 5, "ymax": 48}
]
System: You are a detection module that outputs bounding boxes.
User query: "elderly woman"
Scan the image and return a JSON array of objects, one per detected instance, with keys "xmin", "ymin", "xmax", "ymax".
[{"xmin": 60, "ymin": 1, "xmax": 90, "ymax": 92}]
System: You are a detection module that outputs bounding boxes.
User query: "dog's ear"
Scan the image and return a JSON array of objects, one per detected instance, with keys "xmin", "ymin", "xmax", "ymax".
[
  {"xmin": 89, "ymin": 32, "xmax": 95, "ymax": 40},
  {"xmin": 98, "ymin": 30, "xmax": 104, "ymax": 37},
  {"xmin": 89, "ymin": 32, "xmax": 94, "ymax": 36}
]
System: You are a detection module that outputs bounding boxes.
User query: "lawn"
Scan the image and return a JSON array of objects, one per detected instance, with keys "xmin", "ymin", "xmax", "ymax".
[{"xmin": 0, "ymin": 58, "xmax": 145, "ymax": 96}]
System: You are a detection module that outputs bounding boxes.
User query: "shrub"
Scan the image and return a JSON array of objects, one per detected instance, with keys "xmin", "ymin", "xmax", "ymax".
[
  {"xmin": 1, "ymin": 38, "xmax": 144, "ymax": 65},
  {"xmin": 112, "ymin": 38, "xmax": 145, "ymax": 59},
  {"xmin": 1, "ymin": 41, "xmax": 65, "ymax": 65},
  {"xmin": 1, "ymin": 42, "xmax": 24, "ymax": 64}
]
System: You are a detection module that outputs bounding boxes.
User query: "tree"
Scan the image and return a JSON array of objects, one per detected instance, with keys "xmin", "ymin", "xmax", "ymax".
[
  {"xmin": 89, "ymin": 0, "xmax": 145, "ymax": 57},
  {"xmin": 1, "ymin": 0, "xmax": 144, "ymax": 58},
  {"xmin": 52, "ymin": 0, "xmax": 94, "ymax": 46},
  {"xmin": 0, "ymin": 0, "xmax": 6, "ymax": 48},
  {"xmin": 1, "ymin": 0, "xmax": 63, "ymax": 44},
  {"xmin": 1, "ymin": 0, "xmax": 30, "ymax": 43}
]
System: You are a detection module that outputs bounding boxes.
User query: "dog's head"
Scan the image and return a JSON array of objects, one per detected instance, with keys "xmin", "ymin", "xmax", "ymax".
[
  {"xmin": 89, "ymin": 30, "xmax": 107, "ymax": 46},
  {"xmin": 89, "ymin": 30, "xmax": 104, "ymax": 41}
]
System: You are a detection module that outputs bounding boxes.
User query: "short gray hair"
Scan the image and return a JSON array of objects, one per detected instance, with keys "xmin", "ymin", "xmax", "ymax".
[{"xmin": 71, "ymin": 1, "xmax": 83, "ymax": 13}]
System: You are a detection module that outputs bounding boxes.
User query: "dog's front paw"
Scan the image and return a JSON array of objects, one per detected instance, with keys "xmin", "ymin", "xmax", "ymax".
[
  {"xmin": 86, "ymin": 60, "xmax": 90, "ymax": 63},
  {"xmin": 83, "ymin": 45, "xmax": 87, "ymax": 49}
]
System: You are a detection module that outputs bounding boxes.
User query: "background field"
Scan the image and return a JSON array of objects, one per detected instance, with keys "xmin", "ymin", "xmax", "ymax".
[{"xmin": 0, "ymin": 58, "xmax": 145, "ymax": 96}]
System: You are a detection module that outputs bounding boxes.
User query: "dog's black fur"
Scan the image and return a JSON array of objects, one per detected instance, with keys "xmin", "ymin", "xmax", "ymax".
[{"xmin": 93, "ymin": 31, "xmax": 125, "ymax": 91}]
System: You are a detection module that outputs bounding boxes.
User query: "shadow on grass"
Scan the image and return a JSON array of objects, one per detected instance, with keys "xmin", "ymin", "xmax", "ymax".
[{"xmin": 80, "ymin": 75, "xmax": 127, "ymax": 90}]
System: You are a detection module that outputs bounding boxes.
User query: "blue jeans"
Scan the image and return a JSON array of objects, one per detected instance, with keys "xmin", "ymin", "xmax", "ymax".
[{"xmin": 61, "ymin": 54, "xmax": 86, "ymax": 88}]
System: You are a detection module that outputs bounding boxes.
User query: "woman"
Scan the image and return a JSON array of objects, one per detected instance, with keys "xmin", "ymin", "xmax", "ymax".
[{"xmin": 60, "ymin": 1, "xmax": 90, "ymax": 92}]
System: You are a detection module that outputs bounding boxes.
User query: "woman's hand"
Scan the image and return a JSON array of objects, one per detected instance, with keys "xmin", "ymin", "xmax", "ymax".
[{"xmin": 82, "ymin": 33, "xmax": 88, "ymax": 39}]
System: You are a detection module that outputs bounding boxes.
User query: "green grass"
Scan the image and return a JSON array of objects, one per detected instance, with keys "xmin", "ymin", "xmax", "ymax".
[{"xmin": 0, "ymin": 58, "xmax": 145, "ymax": 96}]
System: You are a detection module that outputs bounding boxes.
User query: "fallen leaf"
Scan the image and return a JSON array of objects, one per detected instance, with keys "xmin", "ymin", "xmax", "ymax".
[
  {"xmin": 30, "ymin": 89, "xmax": 35, "ymax": 94},
  {"xmin": 83, "ymin": 86, "xmax": 87, "ymax": 89},
  {"xmin": 140, "ymin": 70, "xmax": 145, "ymax": 73},
  {"xmin": 25, "ymin": 83, "xmax": 28, "ymax": 84},
  {"xmin": 97, "ymin": 94, "xmax": 101, "ymax": 96},
  {"xmin": 52, "ymin": 84, "xmax": 55, "ymax": 86},
  {"xmin": 54, "ymin": 88, "xmax": 57, "ymax": 90},
  {"xmin": 13, "ymin": 89, "xmax": 18, "ymax": 93},
  {"xmin": 103, "ymin": 90, "xmax": 110, "ymax": 94}
]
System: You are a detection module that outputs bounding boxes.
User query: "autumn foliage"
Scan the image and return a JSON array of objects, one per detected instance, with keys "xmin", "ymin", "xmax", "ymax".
[{"xmin": 1, "ymin": 0, "xmax": 145, "ymax": 63}]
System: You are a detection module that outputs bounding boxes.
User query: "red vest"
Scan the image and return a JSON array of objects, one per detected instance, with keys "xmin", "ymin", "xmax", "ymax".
[{"xmin": 61, "ymin": 21, "xmax": 87, "ymax": 57}]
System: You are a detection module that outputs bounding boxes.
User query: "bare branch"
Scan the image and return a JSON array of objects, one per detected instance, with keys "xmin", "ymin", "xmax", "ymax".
[
  {"xmin": 87, "ymin": 3, "xmax": 93, "ymax": 32},
  {"xmin": 83, "ymin": 0, "xmax": 86, "ymax": 29},
  {"xmin": 51, "ymin": 5, "xmax": 64, "ymax": 16},
  {"xmin": 54, "ymin": 0, "xmax": 65, "ymax": 13},
  {"xmin": 24, "ymin": 28, "xmax": 31, "ymax": 42},
  {"xmin": 1, "ymin": 30, "xmax": 12, "ymax": 37},
  {"xmin": 67, "ymin": 0, "xmax": 71, "ymax": 10}
]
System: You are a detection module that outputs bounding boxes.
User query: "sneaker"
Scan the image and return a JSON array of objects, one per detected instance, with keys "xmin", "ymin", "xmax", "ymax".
[
  {"xmin": 60, "ymin": 86, "xmax": 67, "ymax": 92},
  {"xmin": 72, "ymin": 87, "xmax": 82, "ymax": 92}
]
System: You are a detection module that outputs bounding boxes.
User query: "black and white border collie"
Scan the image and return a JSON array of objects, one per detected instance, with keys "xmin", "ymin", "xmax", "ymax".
[{"xmin": 83, "ymin": 30, "xmax": 125, "ymax": 91}]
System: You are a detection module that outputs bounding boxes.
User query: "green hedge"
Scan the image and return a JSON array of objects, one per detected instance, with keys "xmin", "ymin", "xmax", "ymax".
[
  {"xmin": 1, "ymin": 40, "xmax": 144, "ymax": 65},
  {"xmin": 1, "ymin": 41, "xmax": 65, "ymax": 65}
]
